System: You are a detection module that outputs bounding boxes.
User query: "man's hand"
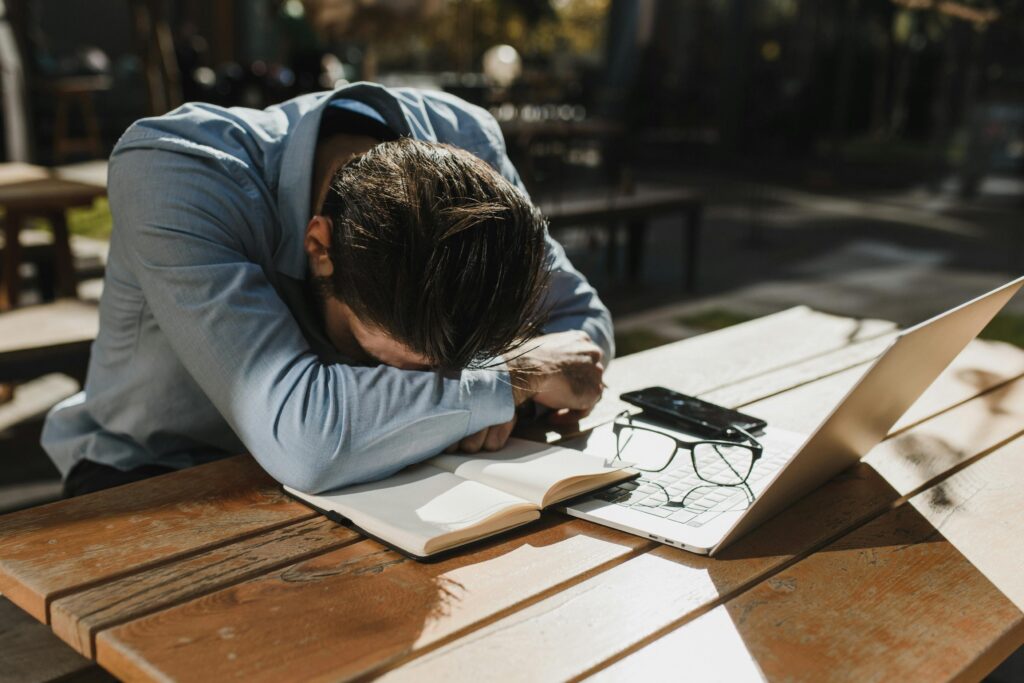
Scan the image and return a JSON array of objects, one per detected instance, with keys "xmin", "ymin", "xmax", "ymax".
[
  {"xmin": 445, "ymin": 414, "xmax": 517, "ymax": 454},
  {"xmin": 443, "ymin": 330, "xmax": 605, "ymax": 455},
  {"xmin": 507, "ymin": 330, "xmax": 605, "ymax": 412}
]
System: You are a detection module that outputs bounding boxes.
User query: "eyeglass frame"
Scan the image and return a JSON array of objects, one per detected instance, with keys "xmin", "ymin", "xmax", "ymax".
[{"xmin": 611, "ymin": 410, "xmax": 764, "ymax": 485}]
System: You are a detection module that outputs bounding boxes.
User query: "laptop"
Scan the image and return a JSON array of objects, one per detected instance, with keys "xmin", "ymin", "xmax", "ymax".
[{"xmin": 562, "ymin": 275, "xmax": 1024, "ymax": 555}]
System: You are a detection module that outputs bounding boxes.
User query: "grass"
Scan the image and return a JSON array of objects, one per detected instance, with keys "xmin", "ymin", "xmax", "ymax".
[
  {"xmin": 614, "ymin": 328, "xmax": 675, "ymax": 357},
  {"xmin": 979, "ymin": 314, "xmax": 1024, "ymax": 349},
  {"xmin": 65, "ymin": 197, "xmax": 113, "ymax": 239},
  {"xmin": 615, "ymin": 308, "xmax": 754, "ymax": 357},
  {"xmin": 1, "ymin": 198, "xmax": 113, "ymax": 241},
  {"xmin": 675, "ymin": 308, "xmax": 753, "ymax": 332}
]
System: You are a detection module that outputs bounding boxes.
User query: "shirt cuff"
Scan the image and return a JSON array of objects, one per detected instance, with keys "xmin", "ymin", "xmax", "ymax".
[{"xmin": 459, "ymin": 365, "xmax": 516, "ymax": 436}]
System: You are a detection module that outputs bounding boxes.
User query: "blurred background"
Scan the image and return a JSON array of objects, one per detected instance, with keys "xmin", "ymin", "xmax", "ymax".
[{"xmin": 0, "ymin": 0, "xmax": 1022, "ymax": 514}]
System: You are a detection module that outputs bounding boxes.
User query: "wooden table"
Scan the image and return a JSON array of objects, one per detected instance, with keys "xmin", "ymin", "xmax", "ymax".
[
  {"xmin": 541, "ymin": 188, "xmax": 705, "ymax": 291},
  {"xmin": 2, "ymin": 306, "xmax": 1023, "ymax": 681}
]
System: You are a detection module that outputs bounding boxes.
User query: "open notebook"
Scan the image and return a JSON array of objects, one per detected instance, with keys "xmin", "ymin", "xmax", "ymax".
[{"xmin": 285, "ymin": 438, "xmax": 638, "ymax": 560}]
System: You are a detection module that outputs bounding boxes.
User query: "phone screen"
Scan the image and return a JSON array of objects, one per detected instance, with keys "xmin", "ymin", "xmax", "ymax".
[{"xmin": 621, "ymin": 387, "xmax": 766, "ymax": 435}]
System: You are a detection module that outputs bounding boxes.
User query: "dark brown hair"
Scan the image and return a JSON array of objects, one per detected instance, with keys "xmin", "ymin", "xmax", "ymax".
[{"xmin": 322, "ymin": 137, "xmax": 549, "ymax": 369}]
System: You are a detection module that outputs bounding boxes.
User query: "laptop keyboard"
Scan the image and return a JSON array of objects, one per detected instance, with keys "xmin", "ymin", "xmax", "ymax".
[{"xmin": 590, "ymin": 439, "xmax": 794, "ymax": 528}]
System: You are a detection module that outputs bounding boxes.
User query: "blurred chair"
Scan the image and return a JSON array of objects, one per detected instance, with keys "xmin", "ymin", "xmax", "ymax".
[{"xmin": 46, "ymin": 75, "xmax": 112, "ymax": 163}]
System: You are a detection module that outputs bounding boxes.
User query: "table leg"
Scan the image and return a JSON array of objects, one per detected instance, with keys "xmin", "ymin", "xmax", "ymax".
[
  {"xmin": 626, "ymin": 219, "xmax": 647, "ymax": 283},
  {"xmin": 684, "ymin": 204, "xmax": 703, "ymax": 292},
  {"xmin": 605, "ymin": 221, "xmax": 619, "ymax": 282},
  {"xmin": 48, "ymin": 211, "xmax": 78, "ymax": 299},
  {"xmin": 1, "ymin": 210, "xmax": 24, "ymax": 311}
]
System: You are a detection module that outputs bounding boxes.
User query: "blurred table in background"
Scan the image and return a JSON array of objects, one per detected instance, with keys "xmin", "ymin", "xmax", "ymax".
[
  {"xmin": 0, "ymin": 162, "xmax": 106, "ymax": 311},
  {"xmin": 541, "ymin": 187, "xmax": 705, "ymax": 291},
  {"xmin": 498, "ymin": 114, "xmax": 625, "ymax": 194}
]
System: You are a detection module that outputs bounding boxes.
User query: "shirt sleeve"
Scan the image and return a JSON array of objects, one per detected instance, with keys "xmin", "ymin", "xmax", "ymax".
[
  {"xmin": 472, "ymin": 109, "xmax": 616, "ymax": 363},
  {"xmin": 109, "ymin": 147, "xmax": 514, "ymax": 493}
]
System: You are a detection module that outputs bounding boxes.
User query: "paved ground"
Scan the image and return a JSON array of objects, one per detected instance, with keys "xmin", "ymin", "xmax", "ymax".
[{"xmin": 2, "ymin": 171, "xmax": 1021, "ymax": 514}]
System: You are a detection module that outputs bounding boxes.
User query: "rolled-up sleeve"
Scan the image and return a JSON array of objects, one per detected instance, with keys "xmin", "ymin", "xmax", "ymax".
[{"xmin": 110, "ymin": 148, "xmax": 513, "ymax": 493}]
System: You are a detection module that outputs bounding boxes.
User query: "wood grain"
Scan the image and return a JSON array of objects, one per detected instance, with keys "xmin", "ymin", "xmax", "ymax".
[
  {"xmin": 592, "ymin": 442, "xmax": 1024, "ymax": 682},
  {"xmin": 50, "ymin": 517, "xmax": 360, "ymax": 657},
  {"xmin": 21, "ymin": 311, "xmax": 1022, "ymax": 682},
  {"xmin": 579, "ymin": 306, "xmax": 896, "ymax": 433},
  {"xmin": 0, "ymin": 456, "xmax": 312, "ymax": 623},
  {"xmin": 740, "ymin": 337, "xmax": 1024, "ymax": 436},
  {"xmin": 905, "ymin": 436, "xmax": 1024, "ymax": 613},
  {"xmin": 375, "ymin": 371, "xmax": 1024, "ymax": 682},
  {"xmin": 88, "ymin": 313, "xmax": 901, "ymax": 679},
  {"xmin": 96, "ymin": 518, "xmax": 654, "ymax": 682},
  {"xmin": 97, "ymin": 361, "xmax": 1024, "ymax": 682}
]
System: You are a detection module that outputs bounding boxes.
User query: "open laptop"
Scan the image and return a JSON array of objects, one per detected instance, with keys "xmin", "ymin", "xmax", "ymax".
[{"xmin": 562, "ymin": 275, "xmax": 1024, "ymax": 555}]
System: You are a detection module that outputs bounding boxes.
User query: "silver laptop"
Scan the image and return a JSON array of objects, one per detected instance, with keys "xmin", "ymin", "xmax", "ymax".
[{"xmin": 562, "ymin": 276, "xmax": 1024, "ymax": 555}]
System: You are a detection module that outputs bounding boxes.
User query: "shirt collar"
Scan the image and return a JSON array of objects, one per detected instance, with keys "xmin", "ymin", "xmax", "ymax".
[{"xmin": 274, "ymin": 82, "xmax": 412, "ymax": 279}]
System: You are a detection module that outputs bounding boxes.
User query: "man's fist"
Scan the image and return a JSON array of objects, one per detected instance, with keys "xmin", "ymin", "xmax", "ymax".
[{"xmin": 507, "ymin": 330, "xmax": 605, "ymax": 413}]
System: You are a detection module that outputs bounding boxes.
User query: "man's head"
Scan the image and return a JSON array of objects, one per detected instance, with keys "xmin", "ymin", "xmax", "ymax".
[{"xmin": 304, "ymin": 137, "xmax": 549, "ymax": 370}]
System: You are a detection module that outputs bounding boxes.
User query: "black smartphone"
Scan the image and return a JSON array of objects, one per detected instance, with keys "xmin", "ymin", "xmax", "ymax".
[{"xmin": 620, "ymin": 386, "xmax": 767, "ymax": 437}]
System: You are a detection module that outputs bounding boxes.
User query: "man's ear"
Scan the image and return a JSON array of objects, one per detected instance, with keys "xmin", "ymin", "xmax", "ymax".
[{"xmin": 304, "ymin": 215, "xmax": 334, "ymax": 278}]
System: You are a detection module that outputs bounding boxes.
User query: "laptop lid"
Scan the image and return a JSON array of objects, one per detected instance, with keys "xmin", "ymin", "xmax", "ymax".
[{"xmin": 710, "ymin": 275, "xmax": 1024, "ymax": 555}]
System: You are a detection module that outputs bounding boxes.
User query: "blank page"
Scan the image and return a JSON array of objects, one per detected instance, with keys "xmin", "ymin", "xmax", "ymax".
[
  {"xmin": 285, "ymin": 464, "xmax": 537, "ymax": 557},
  {"xmin": 431, "ymin": 439, "xmax": 624, "ymax": 507}
]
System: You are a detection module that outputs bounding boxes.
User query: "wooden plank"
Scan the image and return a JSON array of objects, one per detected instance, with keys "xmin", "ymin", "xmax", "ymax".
[
  {"xmin": 542, "ymin": 189, "xmax": 701, "ymax": 228},
  {"xmin": 53, "ymin": 161, "xmax": 108, "ymax": 189},
  {"xmin": 905, "ymin": 437, "xmax": 1024, "ymax": 613},
  {"xmin": 85, "ymin": 309, "xmax": 893, "ymax": 679},
  {"xmin": 576, "ymin": 305, "xmax": 896, "ymax": 434},
  {"xmin": 0, "ymin": 456, "xmax": 312, "ymax": 623},
  {"xmin": 890, "ymin": 338, "xmax": 1024, "ymax": 433},
  {"xmin": 0, "ymin": 163, "xmax": 50, "ymax": 186},
  {"xmin": 0, "ymin": 301, "xmax": 98, "ymax": 382},
  {"xmin": 0, "ymin": 300, "xmax": 98, "ymax": 355},
  {"xmin": 740, "ymin": 337, "xmax": 1024, "ymax": 435},
  {"xmin": 700, "ymin": 332, "xmax": 894, "ymax": 411},
  {"xmin": 0, "ymin": 178, "xmax": 104, "ymax": 209},
  {"xmin": 96, "ymin": 352, "xmax": 1024, "ymax": 682},
  {"xmin": 374, "ymin": 365, "xmax": 1024, "ymax": 681},
  {"xmin": 50, "ymin": 518, "xmax": 361, "ymax": 657},
  {"xmin": 593, "ymin": 439, "xmax": 1024, "ymax": 682},
  {"xmin": 95, "ymin": 519, "xmax": 654, "ymax": 682}
]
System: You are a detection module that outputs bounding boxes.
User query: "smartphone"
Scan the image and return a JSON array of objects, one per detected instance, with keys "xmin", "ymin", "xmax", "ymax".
[{"xmin": 620, "ymin": 386, "xmax": 767, "ymax": 437}]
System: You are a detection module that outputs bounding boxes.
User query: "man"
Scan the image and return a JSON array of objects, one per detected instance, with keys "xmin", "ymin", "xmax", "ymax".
[{"xmin": 42, "ymin": 82, "xmax": 613, "ymax": 496}]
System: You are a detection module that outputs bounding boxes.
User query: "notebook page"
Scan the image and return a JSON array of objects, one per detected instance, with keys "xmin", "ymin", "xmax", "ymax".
[
  {"xmin": 284, "ymin": 464, "xmax": 536, "ymax": 557},
  {"xmin": 430, "ymin": 438, "xmax": 623, "ymax": 507}
]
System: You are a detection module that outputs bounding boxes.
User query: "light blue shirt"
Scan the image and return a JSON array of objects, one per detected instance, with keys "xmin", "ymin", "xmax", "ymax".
[{"xmin": 41, "ymin": 82, "xmax": 614, "ymax": 493}]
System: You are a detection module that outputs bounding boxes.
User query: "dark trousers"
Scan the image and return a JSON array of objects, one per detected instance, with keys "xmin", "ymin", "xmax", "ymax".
[{"xmin": 63, "ymin": 460, "xmax": 176, "ymax": 498}]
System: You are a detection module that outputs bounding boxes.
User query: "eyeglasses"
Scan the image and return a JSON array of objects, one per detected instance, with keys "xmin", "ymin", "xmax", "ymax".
[{"xmin": 611, "ymin": 411, "xmax": 763, "ymax": 487}]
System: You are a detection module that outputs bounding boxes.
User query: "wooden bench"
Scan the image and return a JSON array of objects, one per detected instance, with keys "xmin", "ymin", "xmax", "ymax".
[
  {"xmin": 540, "ymin": 188, "xmax": 704, "ymax": 291},
  {"xmin": 0, "ymin": 307, "xmax": 1022, "ymax": 681},
  {"xmin": 0, "ymin": 300, "xmax": 98, "ymax": 384}
]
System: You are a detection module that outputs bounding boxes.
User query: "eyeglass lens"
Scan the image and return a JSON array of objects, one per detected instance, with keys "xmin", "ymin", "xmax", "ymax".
[
  {"xmin": 692, "ymin": 442, "xmax": 755, "ymax": 485},
  {"xmin": 617, "ymin": 424, "xmax": 756, "ymax": 485},
  {"xmin": 615, "ymin": 426, "xmax": 678, "ymax": 471}
]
